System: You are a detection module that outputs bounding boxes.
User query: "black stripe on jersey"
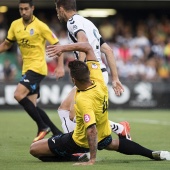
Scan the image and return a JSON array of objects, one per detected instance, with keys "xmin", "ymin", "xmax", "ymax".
[
  {"xmin": 69, "ymin": 17, "xmax": 75, "ymax": 24},
  {"xmin": 77, "ymin": 84, "xmax": 96, "ymax": 92},
  {"xmin": 6, "ymin": 38, "xmax": 15, "ymax": 42},
  {"xmin": 74, "ymin": 29, "xmax": 85, "ymax": 37},
  {"xmin": 68, "ymin": 31, "xmax": 77, "ymax": 43},
  {"xmin": 73, "ymin": 51, "xmax": 79, "ymax": 60},
  {"xmin": 68, "ymin": 32, "xmax": 79, "ymax": 59},
  {"xmin": 100, "ymin": 37, "xmax": 105, "ymax": 46},
  {"xmin": 70, "ymin": 21, "xmax": 75, "ymax": 24}
]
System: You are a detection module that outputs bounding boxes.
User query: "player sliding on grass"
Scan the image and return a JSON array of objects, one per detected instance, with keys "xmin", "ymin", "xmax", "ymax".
[
  {"xmin": 30, "ymin": 42, "xmax": 170, "ymax": 165},
  {"xmin": 53, "ymin": 0, "xmax": 131, "ymax": 140},
  {"xmin": 0, "ymin": 0, "xmax": 64, "ymax": 142}
]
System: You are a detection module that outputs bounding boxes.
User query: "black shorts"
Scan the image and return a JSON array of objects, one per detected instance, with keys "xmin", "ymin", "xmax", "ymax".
[
  {"xmin": 20, "ymin": 70, "xmax": 45, "ymax": 97},
  {"xmin": 98, "ymin": 135, "xmax": 112, "ymax": 150},
  {"xmin": 48, "ymin": 132, "xmax": 89, "ymax": 159}
]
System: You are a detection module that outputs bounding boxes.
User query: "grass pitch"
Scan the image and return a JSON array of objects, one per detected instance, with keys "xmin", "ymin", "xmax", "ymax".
[{"xmin": 0, "ymin": 109, "xmax": 170, "ymax": 170}]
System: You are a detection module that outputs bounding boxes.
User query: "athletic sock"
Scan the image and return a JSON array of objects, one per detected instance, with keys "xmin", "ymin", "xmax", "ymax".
[
  {"xmin": 19, "ymin": 97, "xmax": 48, "ymax": 131},
  {"xmin": 117, "ymin": 139, "xmax": 154, "ymax": 159},
  {"xmin": 36, "ymin": 107, "xmax": 63, "ymax": 136},
  {"xmin": 58, "ymin": 109, "xmax": 76, "ymax": 133},
  {"xmin": 109, "ymin": 120, "xmax": 124, "ymax": 134}
]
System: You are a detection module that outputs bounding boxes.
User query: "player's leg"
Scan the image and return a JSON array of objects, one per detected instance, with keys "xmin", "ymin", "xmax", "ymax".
[
  {"xmin": 14, "ymin": 83, "xmax": 48, "ymax": 131},
  {"xmin": 102, "ymin": 71, "xmax": 131, "ymax": 139},
  {"xmin": 106, "ymin": 138, "xmax": 170, "ymax": 160},
  {"xmin": 57, "ymin": 86, "xmax": 77, "ymax": 133},
  {"xmin": 30, "ymin": 133, "xmax": 89, "ymax": 162},
  {"xmin": 14, "ymin": 70, "xmax": 50, "ymax": 142},
  {"xmin": 36, "ymin": 106, "xmax": 63, "ymax": 136},
  {"xmin": 30, "ymin": 139, "xmax": 53, "ymax": 157}
]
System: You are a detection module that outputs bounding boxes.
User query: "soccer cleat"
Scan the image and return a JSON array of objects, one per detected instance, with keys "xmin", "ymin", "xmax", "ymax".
[
  {"xmin": 33, "ymin": 127, "xmax": 51, "ymax": 143},
  {"xmin": 152, "ymin": 151, "xmax": 170, "ymax": 160},
  {"xmin": 72, "ymin": 153, "xmax": 90, "ymax": 162},
  {"xmin": 119, "ymin": 121, "xmax": 132, "ymax": 140}
]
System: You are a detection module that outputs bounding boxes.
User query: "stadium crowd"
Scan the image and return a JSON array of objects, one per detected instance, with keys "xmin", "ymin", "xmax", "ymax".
[{"xmin": 0, "ymin": 11, "xmax": 170, "ymax": 82}]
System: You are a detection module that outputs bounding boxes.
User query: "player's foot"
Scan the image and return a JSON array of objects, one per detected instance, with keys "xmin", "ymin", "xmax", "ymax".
[
  {"xmin": 33, "ymin": 127, "xmax": 51, "ymax": 143},
  {"xmin": 119, "ymin": 121, "xmax": 132, "ymax": 140},
  {"xmin": 72, "ymin": 153, "xmax": 90, "ymax": 162},
  {"xmin": 152, "ymin": 151, "xmax": 170, "ymax": 160}
]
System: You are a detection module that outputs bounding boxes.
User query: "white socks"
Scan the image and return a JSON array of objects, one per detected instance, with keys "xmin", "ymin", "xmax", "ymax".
[
  {"xmin": 58, "ymin": 109, "xmax": 76, "ymax": 133},
  {"xmin": 109, "ymin": 120, "xmax": 124, "ymax": 135}
]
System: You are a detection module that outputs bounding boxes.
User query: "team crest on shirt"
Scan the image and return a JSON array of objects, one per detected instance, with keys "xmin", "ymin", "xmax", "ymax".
[
  {"xmin": 91, "ymin": 63, "xmax": 98, "ymax": 69},
  {"xmin": 30, "ymin": 29, "xmax": 34, "ymax": 35},
  {"xmin": 73, "ymin": 25, "xmax": 77, "ymax": 30},
  {"xmin": 84, "ymin": 114, "xmax": 90, "ymax": 123}
]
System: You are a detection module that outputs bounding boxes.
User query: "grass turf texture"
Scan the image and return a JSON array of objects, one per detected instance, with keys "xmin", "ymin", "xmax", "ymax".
[{"xmin": 0, "ymin": 109, "xmax": 170, "ymax": 170}]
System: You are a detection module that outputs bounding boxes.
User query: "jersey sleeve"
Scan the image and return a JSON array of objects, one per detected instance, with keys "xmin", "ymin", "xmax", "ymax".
[
  {"xmin": 6, "ymin": 22, "xmax": 16, "ymax": 42},
  {"xmin": 67, "ymin": 15, "xmax": 85, "ymax": 36},
  {"xmin": 40, "ymin": 22, "xmax": 59, "ymax": 45}
]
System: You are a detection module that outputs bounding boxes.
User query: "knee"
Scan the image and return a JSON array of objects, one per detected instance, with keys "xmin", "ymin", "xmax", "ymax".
[
  {"xmin": 30, "ymin": 143, "xmax": 39, "ymax": 158},
  {"xmin": 14, "ymin": 90, "xmax": 23, "ymax": 101}
]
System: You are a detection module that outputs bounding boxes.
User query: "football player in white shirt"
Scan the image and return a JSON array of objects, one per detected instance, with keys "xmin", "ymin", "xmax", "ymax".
[{"xmin": 51, "ymin": 0, "xmax": 131, "ymax": 140}]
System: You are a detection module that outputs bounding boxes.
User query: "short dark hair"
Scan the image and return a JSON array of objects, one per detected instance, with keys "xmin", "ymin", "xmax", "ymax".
[
  {"xmin": 55, "ymin": 0, "xmax": 76, "ymax": 11},
  {"xmin": 19, "ymin": 0, "xmax": 33, "ymax": 6},
  {"xmin": 68, "ymin": 60, "xmax": 90, "ymax": 83}
]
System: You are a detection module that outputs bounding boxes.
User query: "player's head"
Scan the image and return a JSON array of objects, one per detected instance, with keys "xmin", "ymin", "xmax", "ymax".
[
  {"xmin": 54, "ymin": 0, "xmax": 77, "ymax": 22},
  {"xmin": 68, "ymin": 60, "xmax": 90, "ymax": 85},
  {"xmin": 19, "ymin": 0, "xmax": 34, "ymax": 22}
]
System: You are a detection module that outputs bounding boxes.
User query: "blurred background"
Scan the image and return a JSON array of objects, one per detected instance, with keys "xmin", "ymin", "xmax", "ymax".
[{"xmin": 0, "ymin": 0, "xmax": 170, "ymax": 109}]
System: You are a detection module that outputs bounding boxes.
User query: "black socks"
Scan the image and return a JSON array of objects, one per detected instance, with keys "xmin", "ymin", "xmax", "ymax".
[
  {"xmin": 117, "ymin": 139, "xmax": 154, "ymax": 159},
  {"xmin": 19, "ymin": 97, "xmax": 48, "ymax": 131},
  {"xmin": 36, "ymin": 107, "xmax": 63, "ymax": 136}
]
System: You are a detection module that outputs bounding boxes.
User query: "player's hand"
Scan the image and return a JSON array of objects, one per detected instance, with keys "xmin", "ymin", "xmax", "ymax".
[
  {"xmin": 54, "ymin": 65, "xmax": 65, "ymax": 80},
  {"xmin": 112, "ymin": 79, "xmax": 124, "ymax": 96},
  {"xmin": 46, "ymin": 45, "xmax": 63, "ymax": 58},
  {"xmin": 73, "ymin": 160, "xmax": 95, "ymax": 166}
]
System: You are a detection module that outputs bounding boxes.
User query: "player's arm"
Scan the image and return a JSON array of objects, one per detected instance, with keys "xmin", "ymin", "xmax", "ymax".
[
  {"xmin": 53, "ymin": 42, "xmax": 65, "ymax": 80},
  {"xmin": 74, "ymin": 124, "xmax": 97, "ymax": 166},
  {"xmin": 76, "ymin": 31, "xmax": 88, "ymax": 62},
  {"xmin": 46, "ymin": 42, "xmax": 97, "ymax": 61},
  {"xmin": 100, "ymin": 42, "xmax": 124, "ymax": 96},
  {"xmin": 0, "ymin": 40, "xmax": 13, "ymax": 53},
  {"xmin": 42, "ymin": 23, "xmax": 65, "ymax": 80},
  {"xmin": 86, "ymin": 124, "xmax": 97, "ymax": 164}
]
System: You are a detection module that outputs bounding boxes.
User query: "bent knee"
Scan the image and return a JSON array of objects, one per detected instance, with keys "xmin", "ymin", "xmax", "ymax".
[{"xmin": 30, "ymin": 143, "xmax": 39, "ymax": 157}]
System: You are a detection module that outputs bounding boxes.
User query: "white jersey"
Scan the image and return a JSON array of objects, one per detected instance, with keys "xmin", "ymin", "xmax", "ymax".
[{"xmin": 67, "ymin": 14, "xmax": 106, "ymax": 70}]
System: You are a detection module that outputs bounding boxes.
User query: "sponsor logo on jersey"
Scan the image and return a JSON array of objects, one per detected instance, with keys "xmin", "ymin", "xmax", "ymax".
[
  {"xmin": 92, "ymin": 63, "xmax": 98, "ymax": 69},
  {"xmin": 30, "ymin": 29, "xmax": 34, "ymax": 35},
  {"xmin": 84, "ymin": 114, "xmax": 90, "ymax": 123}
]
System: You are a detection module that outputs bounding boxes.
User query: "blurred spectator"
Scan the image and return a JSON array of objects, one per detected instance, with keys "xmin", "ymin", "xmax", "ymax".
[
  {"xmin": 2, "ymin": 10, "xmax": 170, "ymax": 81},
  {"xmin": 99, "ymin": 19, "xmax": 115, "ymax": 41},
  {"xmin": 0, "ymin": 13, "xmax": 7, "ymax": 43},
  {"xmin": 3, "ymin": 59, "xmax": 17, "ymax": 82}
]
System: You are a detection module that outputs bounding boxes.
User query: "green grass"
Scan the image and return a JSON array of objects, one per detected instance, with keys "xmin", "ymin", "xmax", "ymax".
[{"xmin": 0, "ymin": 109, "xmax": 170, "ymax": 170}]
